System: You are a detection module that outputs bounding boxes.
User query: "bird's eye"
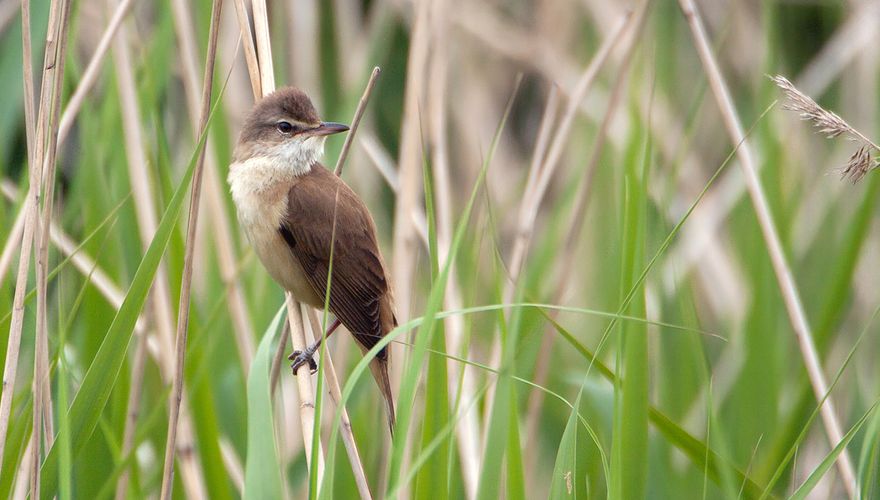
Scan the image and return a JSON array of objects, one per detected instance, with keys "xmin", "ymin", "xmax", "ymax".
[{"xmin": 276, "ymin": 121, "xmax": 295, "ymax": 134}]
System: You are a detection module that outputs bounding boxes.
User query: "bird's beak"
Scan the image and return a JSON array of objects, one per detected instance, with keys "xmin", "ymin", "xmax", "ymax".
[{"xmin": 305, "ymin": 122, "xmax": 350, "ymax": 137}]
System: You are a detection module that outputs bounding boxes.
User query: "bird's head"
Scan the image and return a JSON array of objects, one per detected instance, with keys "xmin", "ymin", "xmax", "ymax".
[{"xmin": 234, "ymin": 87, "xmax": 349, "ymax": 174}]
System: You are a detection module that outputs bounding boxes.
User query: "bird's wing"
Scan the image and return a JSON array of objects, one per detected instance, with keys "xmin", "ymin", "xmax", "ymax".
[{"xmin": 279, "ymin": 165, "xmax": 390, "ymax": 356}]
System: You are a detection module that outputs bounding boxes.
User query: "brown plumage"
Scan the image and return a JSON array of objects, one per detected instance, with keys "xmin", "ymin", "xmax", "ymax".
[
  {"xmin": 228, "ymin": 87, "xmax": 396, "ymax": 434},
  {"xmin": 280, "ymin": 166, "xmax": 397, "ymax": 432}
]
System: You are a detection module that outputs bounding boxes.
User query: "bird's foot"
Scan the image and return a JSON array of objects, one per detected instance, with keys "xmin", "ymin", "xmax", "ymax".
[{"xmin": 289, "ymin": 346, "xmax": 318, "ymax": 375}]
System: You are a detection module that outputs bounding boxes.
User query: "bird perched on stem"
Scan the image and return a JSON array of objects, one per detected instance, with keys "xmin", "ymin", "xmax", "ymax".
[{"xmin": 228, "ymin": 87, "xmax": 396, "ymax": 434}]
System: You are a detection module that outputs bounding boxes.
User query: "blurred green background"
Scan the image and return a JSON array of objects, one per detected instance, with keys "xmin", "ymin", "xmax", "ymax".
[{"xmin": 0, "ymin": 0, "xmax": 878, "ymax": 498}]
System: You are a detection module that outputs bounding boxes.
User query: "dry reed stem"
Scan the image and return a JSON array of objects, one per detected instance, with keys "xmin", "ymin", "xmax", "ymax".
[
  {"xmin": 482, "ymin": 9, "xmax": 634, "ymax": 436},
  {"xmin": 0, "ymin": 202, "xmax": 27, "ymax": 285},
  {"xmin": 171, "ymin": 0, "xmax": 256, "ymax": 373},
  {"xmin": 230, "ymin": 0, "xmax": 261, "ymax": 97},
  {"xmin": 772, "ymin": 75, "xmax": 879, "ymax": 183},
  {"xmin": 219, "ymin": 437, "xmax": 245, "ymax": 494},
  {"xmin": 304, "ymin": 309, "xmax": 372, "ymax": 500},
  {"xmin": 12, "ymin": 435, "xmax": 33, "ymax": 499},
  {"xmin": 335, "ymin": 67, "xmax": 381, "ymax": 177},
  {"xmin": 113, "ymin": 326, "xmax": 149, "ymax": 500},
  {"xmin": 112, "ymin": 5, "xmax": 207, "ymax": 497},
  {"xmin": 286, "ymin": 297, "xmax": 326, "ymax": 476},
  {"xmin": 251, "ymin": 0, "xmax": 274, "ymax": 96},
  {"xmin": 679, "ymin": 1, "xmax": 858, "ymax": 495},
  {"xmin": 286, "ymin": 0, "xmax": 322, "ymax": 104},
  {"xmin": 424, "ymin": 0, "xmax": 480, "ymax": 492},
  {"xmin": 522, "ymin": 12, "xmax": 640, "ymax": 481},
  {"xmin": 56, "ymin": 0, "xmax": 136, "ymax": 146},
  {"xmin": 26, "ymin": 0, "xmax": 72, "ymax": 492},
  {"xmin": 245, "ymin": 0, "xmax": 331, "ymax": 484},
  {"xmin": 159, "ymin": 0, "xmax": 223, "ymax": 498}
]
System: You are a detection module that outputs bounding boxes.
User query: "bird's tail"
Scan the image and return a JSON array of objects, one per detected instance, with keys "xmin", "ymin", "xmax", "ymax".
[{"xmin": 368, "ymin": 356, "xmax": 396, "ymax": 436}]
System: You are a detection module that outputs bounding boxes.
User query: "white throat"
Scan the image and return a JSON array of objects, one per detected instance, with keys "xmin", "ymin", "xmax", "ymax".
[
  {"xmin": 227, "ymin": 135, "xmax": 326, "ymax": 229},
  {"xmin": 264, "ymin": 135, "xmax": 326, "ymax": 176}
]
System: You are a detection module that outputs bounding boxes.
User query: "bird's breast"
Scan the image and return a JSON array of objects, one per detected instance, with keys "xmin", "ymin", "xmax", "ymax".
[{"xmin": 228, "ymin": 158, "xmax": 322, "ymax": 306}]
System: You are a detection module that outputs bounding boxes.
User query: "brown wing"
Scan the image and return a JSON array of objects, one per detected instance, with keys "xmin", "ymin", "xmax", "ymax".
[{"xmin": 279, "ymin": 165, "xmax": 393, "ymax": 358}]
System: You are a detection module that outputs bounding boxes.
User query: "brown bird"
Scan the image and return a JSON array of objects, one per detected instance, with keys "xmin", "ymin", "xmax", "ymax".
[{"xmin": 228, "ymin": 87, "xmax": 396, "ymax": 434}]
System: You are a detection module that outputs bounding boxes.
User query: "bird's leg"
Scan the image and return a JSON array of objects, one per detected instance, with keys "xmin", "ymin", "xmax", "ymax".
[{"xmin": 289, "ymin": 318, "xmax": 342, "ymax": 375}]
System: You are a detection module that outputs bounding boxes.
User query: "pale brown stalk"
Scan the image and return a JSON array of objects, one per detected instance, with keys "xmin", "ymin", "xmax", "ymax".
[
  {"xmin": 251, "ymin": 0, "xmax": 274, "ymax": 97},
  {"xmin": 230, "ymin": 0, "xmax": 261, "ymax": 97},
  {"xmin": 424, "ymin": 1, "xmax": 480, "ymax": 493},
  {"xmin": 159, "ymin": 1, "xmax": 223, "ymax": 498},
  {"xmin": 170, "ymin": 0, "xmax": 256, "ymax": 373},
  {"xmin": 286, "ymin": 298, "xmax": 325, "ymax": 476},
  {"xmin": 284, "ymin": 0, "xmax": 321, "ymax": 104},
  {"xmin": 114, "ymin": 327, "xmax": 148, "ymax": 500},
  {"xmin": 304, "ymin": 309, "xmax": 372, "ymax": 500},
  {"xmin": 112, "ymin": 3, "xmax": 207, "ymax": 497},
  {"xmin": 679, "ymin": 1, "xmax": 857, "ymax": 495},
  {"xmin": 335, "ymin": 67, "xmax": 381, "ymax": 177},
  {"xmin": 219, "ymin": 437, "xmax": 245, "ymax": 494},
  {"xmin": 0, "ymin": 202, "xmax": 27, "ymax": 283},
  {"xmin": 27, "ymin": 0, "xmax": 73, "ymax": 492},
  {"xmin": 56, "ymin": 0, "xmax": 136, "ymax": 146},
  {"xmin": 522, "ymin": 12, "xmax": 640, "ymax": 485},
  {"xmin": 482, "ymin": 9, "xmax": 634, "ymax": 436},
  {"xmin": 391, "ymin": 11, "xmax": 432, "ymax": 465}
]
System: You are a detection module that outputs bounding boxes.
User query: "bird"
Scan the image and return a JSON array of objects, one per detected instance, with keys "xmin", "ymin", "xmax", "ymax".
[{"xmin": 227, "ymin": 87, "xmax": 396, "ymax": 434}]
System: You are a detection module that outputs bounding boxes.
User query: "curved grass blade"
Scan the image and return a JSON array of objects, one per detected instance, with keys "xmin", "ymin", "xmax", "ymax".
[
  {"xmin": 243, "ymin": 304, "xmax": 286, "ymax": 499},
  {"xmin": 38, "ymin": 92, "xmax": 222, "ymax": 499}
]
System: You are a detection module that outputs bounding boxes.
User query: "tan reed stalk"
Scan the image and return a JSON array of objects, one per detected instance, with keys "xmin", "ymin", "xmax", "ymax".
[
  {"xmin": 772, "ymin": 75, "xmax": 879, "ymax": 183},
  {"xmin": 335, "ymin": 67, "xmax": 381, "ymax": 177},
  {"xmin": 56, "ymin": 0, "xmax": 136, "ymax": 146},
  {"xmin": 26, "ymin": 0, "xmax": 73, "ymax": 493},
  {"xmin": 424, "ymin": 1, "xmax": 481, "ymax": 493},
  {"xmin": 230, "ymin": 0, "xmax": 261, "ymax": 97},
  {"xmin": 678, "ymin": 0, "xmax": 858, "ymax": 495},
  {"xmin": 159, "ymin": 1, "xmax": 223, "ymax": 498},
  {"xmin": 522, "ymin": 15, "xmax": 640, "ymax": 486},
  {"xmin": 251, "ymin": 0, "xmax": 274, "ymax": 96},
  {"xmin": 112, "ymin": 5, "xmax": 207, "ymax": 498},
  {"xmin": 12, "ymin": 435, "xmax": 33, "ymax": 499},
  {"xmin": 113, "ymin": 328, "xmax": 148, "ymax": 500},
  {"xmin": 219, "ymin": 437, "xmax": 245, "ymax": 494},
  {"xmin": 286, "ymin": 298, "xmax": 326, "ymax": 475},
  {"xmin": 0, "ymin": 203, "xmax": 27, "ymax": 282},
  {"xmin": 481, "ymin": 9, "xmax": 634, "ymax": 435},
  {"xmin": 304, "ymin": 309, "xmax": 372, "ymax": 500},
  {"xmin": 285, "ymin": 0, "xmax": 321, "ymax": 103},
  {"xmin": 169, "ymin": 0, "xmax": 256, "ymax": 372}
]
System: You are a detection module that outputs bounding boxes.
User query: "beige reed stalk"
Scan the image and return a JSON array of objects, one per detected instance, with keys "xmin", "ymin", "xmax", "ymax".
[
  {"xmin": 424, "ymin": 0, "xmax": 481, "ymax": 494},
  {"xmin": 678, "ymin": 0, "xmax": 857, "ymax": 495},
  {"xmin": 33, "ymin": 0, "xmax": 75, "ymax": 479},
  {"xmin": 111, "ymin": 5, "xmax": 207, "ymax": 498},
  {"xmin": 481, "ymin": 9, "xmax": 634, "ymax": 435},
  {"xmin": 159, "ymin": 0, "xmax": 223, "ymax": 498},
  {"xmin": 170, "ymin": 0, "xmax": 256, "ymax": 372},
  {"xmin": 522, "ymin": 13, "xmax": 640, "ymax": 484}
]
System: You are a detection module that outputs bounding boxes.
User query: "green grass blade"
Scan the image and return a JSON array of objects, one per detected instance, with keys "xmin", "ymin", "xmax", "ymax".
[
  {"xmin": 414, "ymin": 141, "xmax": 450, "ymax": 499},
  {"xmin": 790, "ymin": 401, "xmax": 880, "ymax": 500},
  {"xmin": 38, "ymin": 93, "xmax": 220, "ymax": 499},
  {"xmin": 549, "ymin": 392, "xmax": 582, "ymax": 500},
  {"xmin": 243, "ymin": 304, "xmax": 286, "ymax": 499}
]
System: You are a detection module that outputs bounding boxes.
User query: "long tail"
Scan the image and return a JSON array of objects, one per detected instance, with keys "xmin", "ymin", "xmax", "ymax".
[{"xmin": 368, "ymin": 356, "xmax": 396, "ymax": 436}]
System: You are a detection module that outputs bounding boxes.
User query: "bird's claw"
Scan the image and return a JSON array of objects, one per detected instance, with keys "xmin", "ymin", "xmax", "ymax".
[{"xmin": 289, "ymin": 349, "xmax": 318, "ymax": 375}]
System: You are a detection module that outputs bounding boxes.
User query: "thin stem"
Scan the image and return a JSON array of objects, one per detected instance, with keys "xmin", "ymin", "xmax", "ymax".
[
  {"xmin": 334, "ymin": 67, "xmax": 381, "ymax": 177},
  {"xmin": 678, "ymin": 0, "xmax": 857, "ymax": 496},
  {"xmin": 159, "ymin": 0, "xmax": 223, "ymax": 498}
]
